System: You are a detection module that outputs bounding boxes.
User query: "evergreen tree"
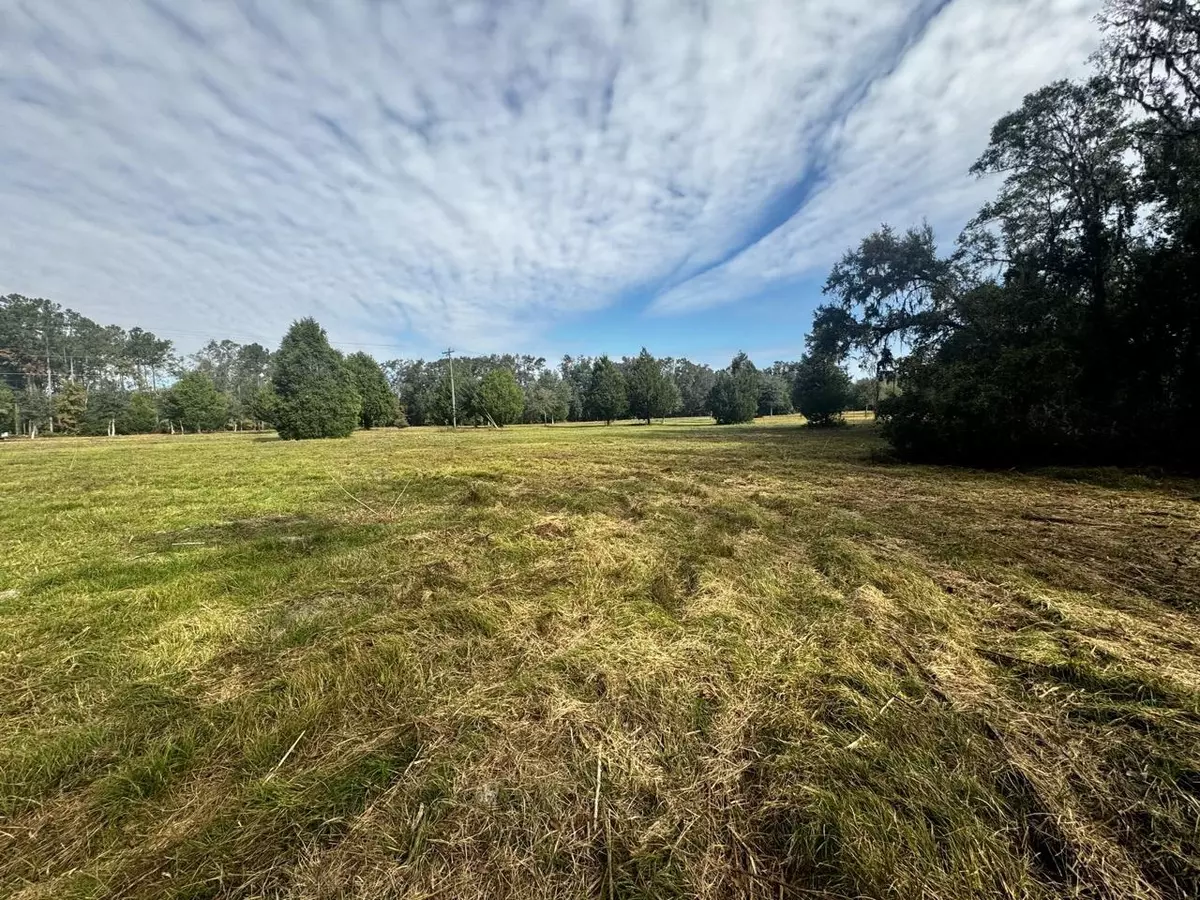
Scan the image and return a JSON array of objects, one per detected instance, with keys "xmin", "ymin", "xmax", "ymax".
[
  {"xmin": 587, "ymin": 356, "xmax": 627, "ymax": 424},
  {"xmin": 247, "ymin": 385, "xmax": 279, "ymax": 429},
  {"xmin": 164, "ymin": 372, "xmax": 228, "ymax": 433},
  {"xmin": 672, "ymin": 359, "xmax": 716, "ymax": 417},
  {"xmin": 123, "ymin": 392, "xmax": 159, "ymax": 434},
  {"xmin": 758, "ymin": 374, "xmax": 793, "ymax": 416},
  {"xmin": 530, "ymin": 367, "xmax": 571, "ymax": 424},
  {"xmin": 625, "ymin": 348, "xmax": 680, "ymax": 424},
  {"xmin": 475, "ymin": 368, "xmax": 524, "ymax": 426},
  {"xmin": 19, "ymin": 387, "xmax": 48, "ymax": 437},
  {"xmin": 814, "ymin": 39, "xmax": 1199, "ymax": 466},
  {"xmin": 559, "ymin": 356, "xmax": 594, "ymax": 421},
  {"xmin": 792, "ymin": 356, "xmax": 853, "ymax": 426},
  {"xmin": 54, "ymin": 380, "xmax": 88, "ymax": 433},
  {"xmin": 345, "ymin": 352, "xmax": 398, "ymax": 429},
  {"xmin": 708, "ymin": 353, "xmax": 759, "ymax": 424},
  {"xmin": 81, "ymin": 387, "xmax": 128, "ymax": 436},
  {"xmin": 0, "ymin": 382, "xmax": 14, "ymax": 433},
  {"xmin": 271, "ymin": 319, "xmax": 360, "ymax": 440}
]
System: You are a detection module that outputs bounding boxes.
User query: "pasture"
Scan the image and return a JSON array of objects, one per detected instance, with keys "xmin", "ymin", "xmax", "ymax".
[{"xmin": 1, "ymin": 417, "xmax": 1198, "ymax": 899}]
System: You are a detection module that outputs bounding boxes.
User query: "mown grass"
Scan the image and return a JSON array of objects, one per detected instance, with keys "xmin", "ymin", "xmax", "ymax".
[{"xmin": 1, "ymin": 416, "xmax": 1198, "ymax": 899}]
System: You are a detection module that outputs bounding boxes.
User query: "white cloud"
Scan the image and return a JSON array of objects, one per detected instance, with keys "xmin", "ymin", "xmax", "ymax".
[
  {"xmin": 0, "ymin": 0, "xmax": 1100, "ymax": 354},
  {"xmin": 652, "ymin": 0, "xmax": 1102, "ymax": 312}
]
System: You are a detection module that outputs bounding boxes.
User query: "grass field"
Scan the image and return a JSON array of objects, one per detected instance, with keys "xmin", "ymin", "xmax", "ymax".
[{"xmin": 1, "ymin": 417, "xmax": 1199, "ymax": 899}]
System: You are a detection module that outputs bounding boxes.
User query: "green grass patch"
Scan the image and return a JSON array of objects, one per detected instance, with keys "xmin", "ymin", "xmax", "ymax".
[{"xmin": 1, "ymin": 418, "xmax": 1198, "ymax": 898}]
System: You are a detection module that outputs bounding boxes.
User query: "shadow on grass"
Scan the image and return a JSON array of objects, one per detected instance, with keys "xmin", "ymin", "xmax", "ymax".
[{"xmin": 28, "ymin": 515, "xmax": 388, "ymax": 599}]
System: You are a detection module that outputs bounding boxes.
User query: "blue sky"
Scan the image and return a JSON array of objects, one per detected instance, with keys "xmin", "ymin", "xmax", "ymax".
[{"xmin": 1, "ymin": 0, "xmax": 1101, "ymax": 367}]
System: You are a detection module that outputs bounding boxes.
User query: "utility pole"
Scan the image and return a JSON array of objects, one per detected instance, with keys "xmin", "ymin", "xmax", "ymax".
[
  {"xmin": 45, "ymin": 308, "xmax": 54, "ymax": 435},
  {"xmin": 443, "ymin": 348, "xmax": 457, "ymax": 429}
]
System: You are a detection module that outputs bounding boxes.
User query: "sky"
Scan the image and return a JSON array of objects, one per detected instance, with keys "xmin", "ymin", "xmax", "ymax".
[{"xmin": 1, "ymin": 0, "xmax": 1103, "ymax": 367}]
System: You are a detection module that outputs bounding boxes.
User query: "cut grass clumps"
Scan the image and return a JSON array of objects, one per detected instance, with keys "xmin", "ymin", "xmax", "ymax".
[{"xmin": 1, "ymin": 418, "xmax": 1198, "ymax": 898}]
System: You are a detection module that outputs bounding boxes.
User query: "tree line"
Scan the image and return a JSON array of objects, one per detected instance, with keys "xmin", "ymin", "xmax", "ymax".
[
  {"xmin": 1, "ymin": 298, "xmax": 868, "ymax": 440},
  {"xmin": 0, "ymin": 302, "xmax": 401, "ymax": 438},
  {"xmin": 809, "ymin": 0, "xmax": 1199, "ymax": 467}
]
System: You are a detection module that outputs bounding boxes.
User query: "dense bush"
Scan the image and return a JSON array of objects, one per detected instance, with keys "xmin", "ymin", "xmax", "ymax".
[{"xmin": 123, "ymin": 392, "xmax": 160, "ymax": 434}]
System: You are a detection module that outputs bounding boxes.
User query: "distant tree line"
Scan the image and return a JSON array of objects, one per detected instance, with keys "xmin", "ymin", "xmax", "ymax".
[
  {"xmin": 0, "ymin": 304, "xmax": 401, "ymax": 439},
  {"xmin": 382, "ymin": 348, "xmax": 858, "ymax": 430},
  {"xmin": 809, "ymin": 0, "xmax": 1200, "ymax": 467},
  {"xmin": 2, "ymin": 295, "xmax": 862, "ymax": 440}
]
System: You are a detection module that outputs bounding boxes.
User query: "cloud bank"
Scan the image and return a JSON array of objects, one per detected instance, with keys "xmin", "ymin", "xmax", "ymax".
[{"xmin": 0, "ymin": 0, "xmax": 1100, "ymax": 354}]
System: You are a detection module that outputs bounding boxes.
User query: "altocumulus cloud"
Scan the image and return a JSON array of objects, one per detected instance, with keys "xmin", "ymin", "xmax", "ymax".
[{"xmin": 0, "ymin": 0, "xmax": 1099, "ymax": 354}]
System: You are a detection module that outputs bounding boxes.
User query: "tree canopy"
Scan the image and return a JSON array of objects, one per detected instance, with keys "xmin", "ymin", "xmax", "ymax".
[
  {"xmin": 708, "ymin": 353, "xmax": 759, "ymax": 425},
  {"xmin": 346, "ymin": 352, "xmax": 398, "ymax": 429},
  {"xmin": 792, "ymin": 357, "xmax": 852, "ymax": 427},
  {"xmin": 587, "ymin": 357, "xmax": 628, "ymax": 425},
  {"xmin": 809, "ymin": 5, "xmax": 1200, "ymax": 466},
  {"xmin": 671, "ymin": 359, "xmax": 715, "ymax": 417},
  {"xmin": 527, "ymin": 369, "xmax": 572, "ymax": 424},
  {"xmin": 0, "ymin": 382, "xmax": 15, "ymax": 432},
  {"xmin": 758, "ymin": 373, "xmax": 793, "ymax": 417},
  {"xmin": 625, "ymin": 348, "xmax": 680, "ymax": 424},
  {"xmin": 271, "ymin": 319, "xmax": 360, "ymax": 440},
  {"xmin": 476, "ymin": 368, "xmax": 525, "ymax": 426},
  {"xmin": 164, "ymin": 371, "xmax": 228, "ymax": 433}
]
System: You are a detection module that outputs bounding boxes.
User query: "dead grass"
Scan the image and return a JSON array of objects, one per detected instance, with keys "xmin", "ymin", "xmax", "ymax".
[{"xmin": 0, "ymin": 417, "xmax": 1198, "ymax": 899}]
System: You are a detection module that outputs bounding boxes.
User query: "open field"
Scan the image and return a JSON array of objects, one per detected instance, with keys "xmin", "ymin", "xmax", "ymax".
[{"xmin": 1, "ymin": 417, "xmax": 1199, "ymax": 899}]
